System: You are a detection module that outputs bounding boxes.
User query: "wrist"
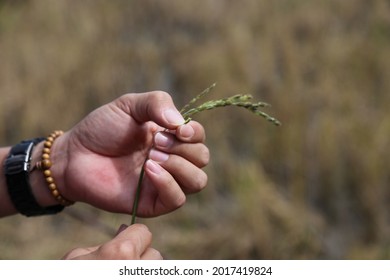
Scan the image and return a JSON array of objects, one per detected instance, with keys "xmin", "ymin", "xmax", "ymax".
[
  {"xmin": 0, "ymin": 147, "xmax": 17, "ymax": 216},
  {"xmin": 31, "ymin": 131, "xmax": 73, "ymax": 206},
  {"xmin": 29, "ymin": 142, "xmax": 59, "ymax": 207},
  {"xmin": 48, "ymin": 131, "xmax": 71, "ymax": 201}
]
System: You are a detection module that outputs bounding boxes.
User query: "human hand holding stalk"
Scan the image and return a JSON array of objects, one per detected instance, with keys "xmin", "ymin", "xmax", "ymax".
[{"xmin": 131, "ymin": 83, "xmax": 280, "ymax": 224}]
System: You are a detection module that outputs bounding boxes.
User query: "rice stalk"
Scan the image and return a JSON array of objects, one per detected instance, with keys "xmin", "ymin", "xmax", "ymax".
[
  {"xmin": 180, "ymin": 82, "xmax": 217, "ymax": 115},
  {"xmin": 181, "ymin": 93, "xmax": 280, "ymax": 126},
  {"xmin": 130, "ymin": 84, "xmax": 280, "ymax": 224}
]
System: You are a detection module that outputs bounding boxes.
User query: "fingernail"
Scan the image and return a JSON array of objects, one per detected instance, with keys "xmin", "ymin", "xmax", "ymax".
[
  {"xmin": 155, "ymin": 132, "xmax": 174, "ymax": 148},
  {"xmin": 116, "ymin": 224, "xmax": 128, "ymax": 235},
  {"xmin": 149, "ymin": 149, "xmax": 169, "ymax": 163},
  {"xmin": 163, "ymin": 109, "xmax": 185, "ymax": 126},
  {"xmin": 179, "ymin": 124, "xmax": 195, "ymax": 139},
  {"xmin": 145, "ymin": 159, "xmax": 163, "ymax": 175}
]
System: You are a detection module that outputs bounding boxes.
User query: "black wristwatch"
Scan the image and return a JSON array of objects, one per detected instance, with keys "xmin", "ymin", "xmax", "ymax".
[{"xmin": 4, "ymin": 138, "xmax": 64, "ymax": 216}]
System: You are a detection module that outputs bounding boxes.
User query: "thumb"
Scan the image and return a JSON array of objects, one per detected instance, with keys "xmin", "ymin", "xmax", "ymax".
[{"xmin": 115, "ymin": 91, "xmax": 185, "ymax": 130}]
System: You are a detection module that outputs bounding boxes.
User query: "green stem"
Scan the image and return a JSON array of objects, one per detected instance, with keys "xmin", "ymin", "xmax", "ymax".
[
  {"xmin": 131, "ymin": 84, "xmax": 216, "ymax": 224},
  {"xmin": 131, "ymin": 158, "xmax": 147, "ymax": 225}
]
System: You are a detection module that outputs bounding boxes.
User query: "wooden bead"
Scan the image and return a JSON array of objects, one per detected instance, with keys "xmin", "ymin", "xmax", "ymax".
[
  {"xmin": 38, "ymin": 130, "xmax": 73, "ymax": 206},
  {"xmin": 42, "ymin": 159, "xmax": 51, "ymax": 169},
  {"xmin": 46, "ymin": 177, "xmax": 54, "ymax": 184}
]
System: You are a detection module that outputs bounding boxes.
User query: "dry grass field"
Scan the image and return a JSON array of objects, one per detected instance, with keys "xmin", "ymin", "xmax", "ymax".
[{"xmin": 0, "ymin": 0, "xmax": 390, "ymax": 259}]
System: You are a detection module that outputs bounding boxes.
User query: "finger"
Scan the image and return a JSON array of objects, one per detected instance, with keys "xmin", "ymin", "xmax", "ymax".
[
  {"xmin": 153, "ymin": 133, "xmax": 209, "ymax": 168},
  {"xmin": 156, "ymin": 121, "xmax": 206, "ymax": 145},
  {"xmin": 115, "ymin": 224, "xmax": 129, "ymax": 236},
  {"xmin": 176, "ymin": 121, "xmax": 206, "ymax": 143},
  {"xmin": 62, "ymin": 246, "xmax": 100, "ymax": 259},
  {"xmin": 144, "ymin": 159, "xmax": 186, "ymax": 211},
  {"xmin": 114, "ymin": 91, "xmax": 185, "ymax": 130},
  {"xmin": 149, "ymin": 150, "xmax": 208, "ymax": 194},
  {"xmin": 114, "ymin": 223, "xmax": 152, "ymax": 244},
  {"xmin": 141, "ymin": 248, "xmax": 163, "ymax": 260},
  {"xmin": 97, "ymin": 224, "xmax": 153, "ymax": 259}
]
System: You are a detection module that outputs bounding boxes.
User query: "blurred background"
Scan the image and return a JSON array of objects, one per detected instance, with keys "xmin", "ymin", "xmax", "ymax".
[{"xmin": 0, "ymin": 0, "xmax": 390, "ymax": 259}]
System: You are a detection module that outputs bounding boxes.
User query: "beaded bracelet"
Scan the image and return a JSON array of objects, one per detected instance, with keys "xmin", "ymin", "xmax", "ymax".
[{"xmin": 36, "ymin": 130, "xmax": 74, "ymax": 206}]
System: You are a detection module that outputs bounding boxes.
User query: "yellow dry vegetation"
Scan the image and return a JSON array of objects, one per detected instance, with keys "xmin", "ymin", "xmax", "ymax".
[{"xmin": 0, "ymin": 0, "xmax": 390, "ymax": 259}]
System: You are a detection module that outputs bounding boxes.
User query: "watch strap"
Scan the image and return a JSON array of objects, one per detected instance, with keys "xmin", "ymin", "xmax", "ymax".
[{"xmin": 4, "ymin": 139, "xmax": 64, "ymax": 216}]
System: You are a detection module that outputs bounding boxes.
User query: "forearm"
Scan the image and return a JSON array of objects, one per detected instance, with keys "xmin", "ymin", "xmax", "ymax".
[{"xmin": 0, "ymin": 147, "xmax": 17, "ymax": 217}]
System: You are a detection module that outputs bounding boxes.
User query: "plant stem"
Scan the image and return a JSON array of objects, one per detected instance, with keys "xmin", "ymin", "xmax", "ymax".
[
  {"xmin": 180, "ymin": 82, "xmax": 216, "ymax": 115},
  {"xmin": 130, "ymin": 84, "xmax": 280, "ymax": 225},
  {"xmin": 131, "ymin": 158, "xmax": 147, "ymax": 225}
]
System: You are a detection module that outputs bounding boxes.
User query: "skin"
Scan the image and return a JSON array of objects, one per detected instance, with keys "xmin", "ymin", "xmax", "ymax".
[
  {"xmin": 62, "ymin": 224, "xmax": 163, "ymax": 260},
  {"xmin": 56, "ymin": 91, "xmax": 209, "ymax": 216},
  {"xmin": 0, "ymin": 90, "xmax": 209, "ymax": 259}
]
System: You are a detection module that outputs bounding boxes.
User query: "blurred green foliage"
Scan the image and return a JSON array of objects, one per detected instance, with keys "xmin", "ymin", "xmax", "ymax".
[{"xmin": 0, "ymin": 0, "xmax": 390, "ymax": 259}]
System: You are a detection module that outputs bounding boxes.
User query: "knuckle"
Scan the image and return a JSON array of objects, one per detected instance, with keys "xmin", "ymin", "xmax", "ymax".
[
  {"xmin": 118, "ymin": 243, "xmax": 138, "ymax": 258},
  {"xmin": 132, "ymin": 224, "xmax": 152, "ymax": 238},
  {"xmin": 103, "ymin": 241, "xmax": 137, "ymax": 259},
  {"xmin": 114, "ymin": 93, "xmax": 133, "ymax": 111},
  {"xmin": 149, "ymin": 90, "xmax": 172, "ymax": 104}
]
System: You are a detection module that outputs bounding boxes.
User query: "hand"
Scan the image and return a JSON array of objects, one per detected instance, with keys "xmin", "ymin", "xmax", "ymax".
[
  {"xmin": 62, "ymin": 224, "xmax": 162, "ymax": 260},
  {"xmin": 52, "ymin": 91, "xmax": 209, "ymax": 216}
]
